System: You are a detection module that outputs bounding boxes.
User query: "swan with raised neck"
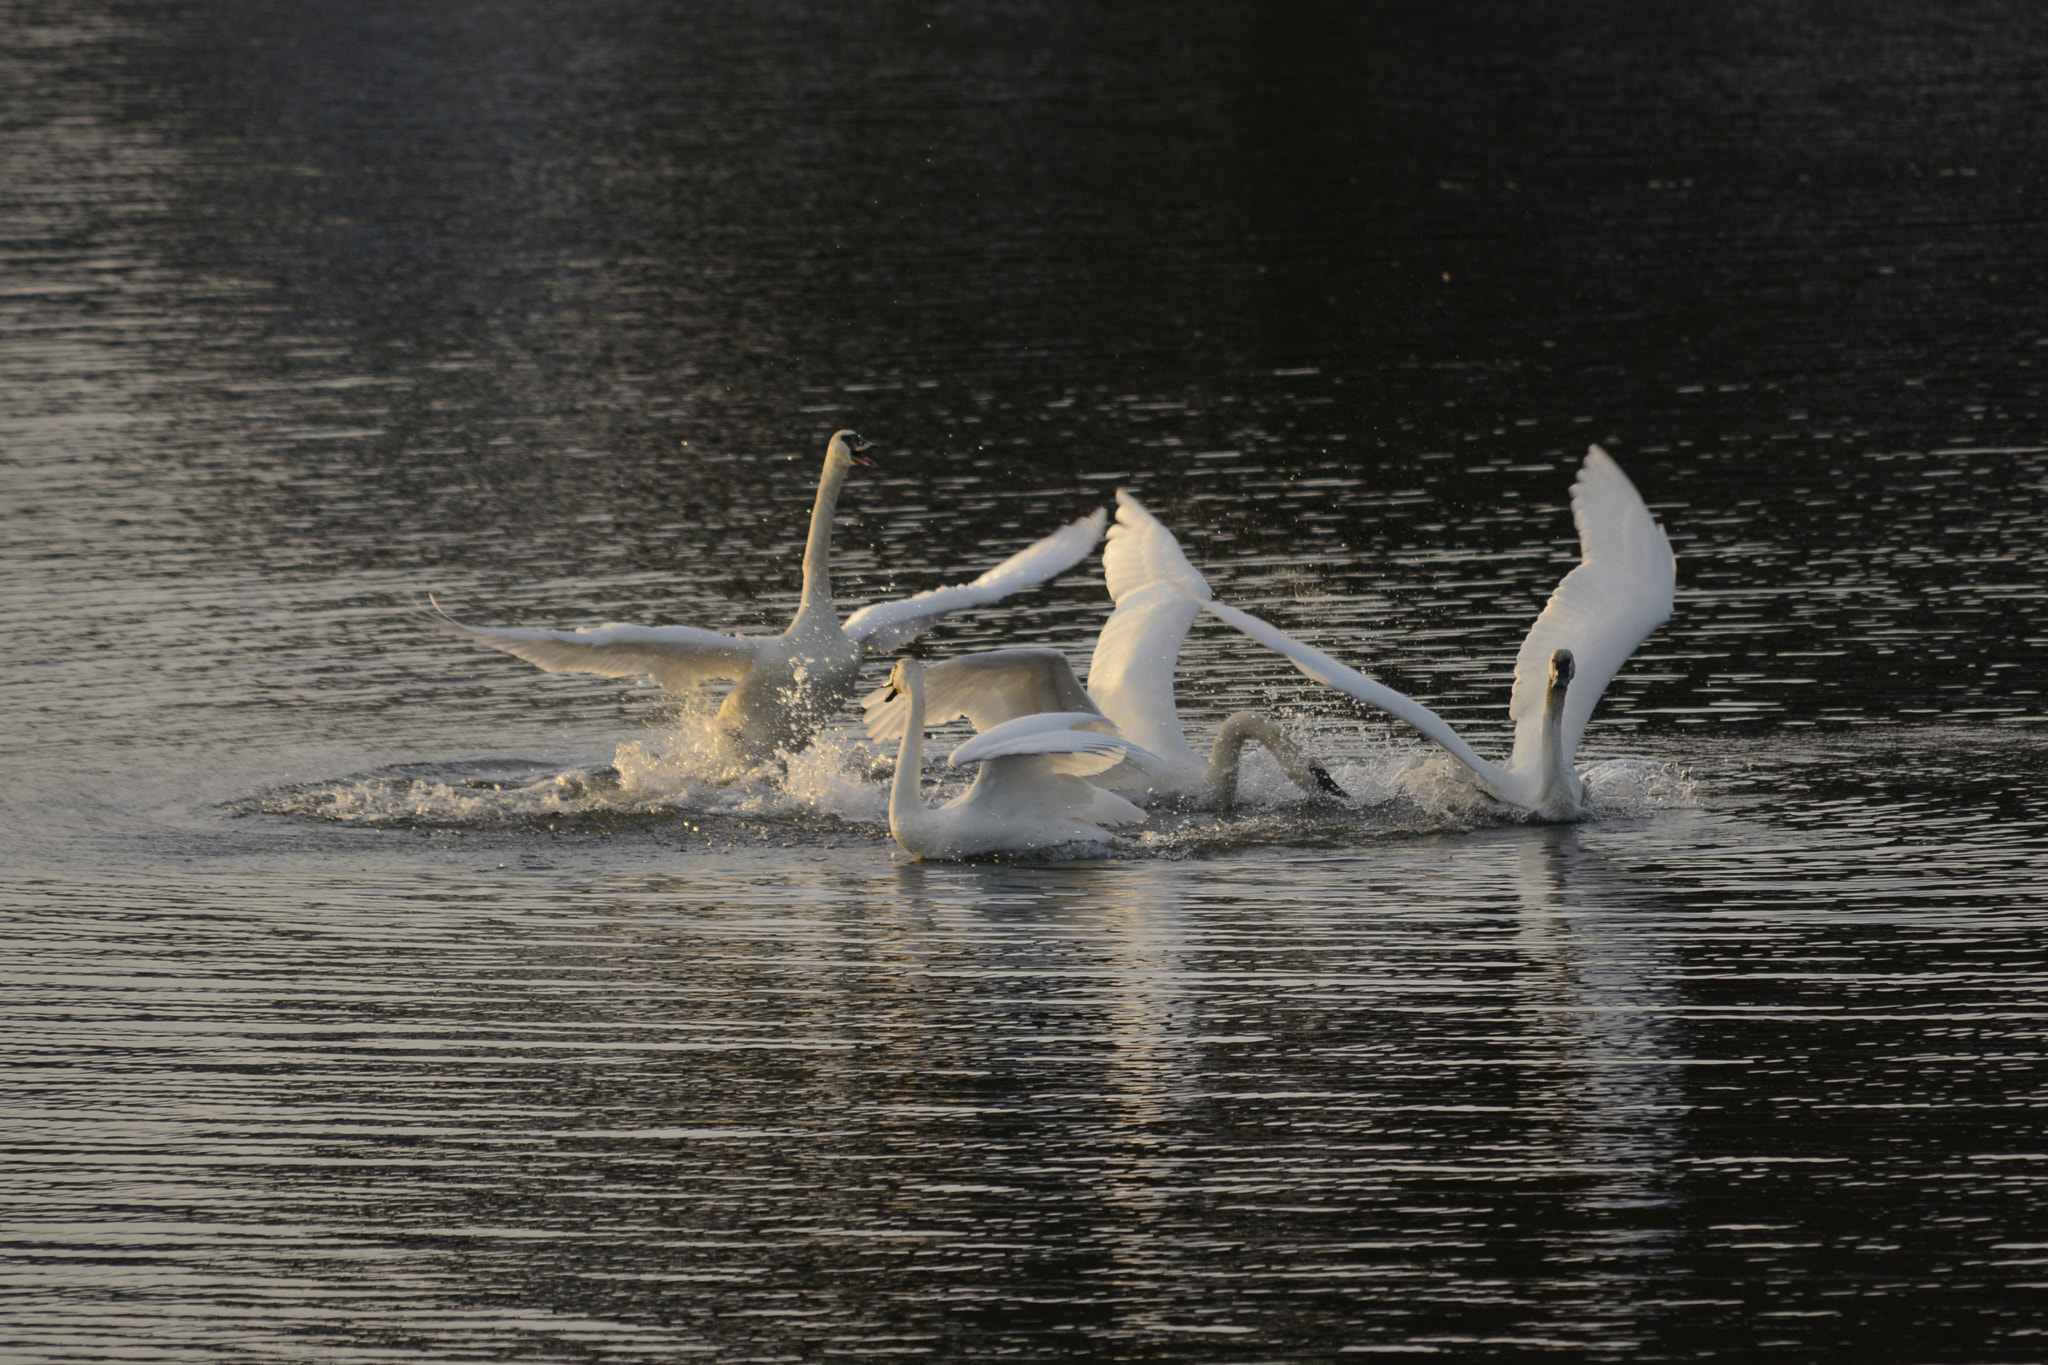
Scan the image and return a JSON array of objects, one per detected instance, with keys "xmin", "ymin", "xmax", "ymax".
[
  {"xmin": 429, "ymin": 429, "xmax": 1107, "ymax": 769},
  {"xmin": 791, "ymin": 429, "xmax": 874, "ymax": 630},
  {"xmin": 862, "ymin": 492, "xmax": 1348, "ymax": 810}
]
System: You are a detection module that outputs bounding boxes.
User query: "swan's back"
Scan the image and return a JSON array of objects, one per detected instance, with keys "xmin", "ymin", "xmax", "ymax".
[
  {"xmin": 1507, "ymin": 446, "xmax": 1675, "ymax": 771},
  {"xmin": 953, "ymin": 753, "xmax": 1147, "ymax": 828}
]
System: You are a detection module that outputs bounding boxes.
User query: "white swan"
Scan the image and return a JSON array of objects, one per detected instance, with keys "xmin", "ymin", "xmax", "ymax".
[
  {"xmin": 882, "ymin": 658, "xmax": 1151, "ymax": 860},
  {"xmin": 429, "ymin": 430, "xmax": 1107, "ymax": 766},
  {"xmin": 1196, "ymin": 445, "xmax": 1675, "ymax": 822},
  {"xmin": 861, "ymin": 491, "xmax": 1344, "ymax": 808}
]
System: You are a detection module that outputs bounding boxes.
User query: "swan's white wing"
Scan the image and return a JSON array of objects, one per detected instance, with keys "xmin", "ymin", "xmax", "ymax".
[
  {"xmin": 842, "ymin": 508, "xmax": 1107, "ymax": 655},
  {"xmin": 948, "ymin": 710, "xmax": 1159, "ymax": 778},
  {"xmin": 428, "ymin": 600, "xmax": 760, "ymax": 694},
  {"xmin": 974, "ymin": 755, "xmax": 1151, "ymax": 827},
  {"xmin": 1103, "ymin": 490, "xmax": 1211, "ymax": 604},
  {"xmin": 1197, "ymin": 597, "xmax": 1511, "ymax": 789},
  {"xmin": 1505, "ymin": 446, "xmax": 1676, "ymax": 771},
  {"xmin": 862, "ymin": 648, "xmax": 1099, "ymax": 743},
  {"xmin": 1085, "ymin": 581, "xmax": 1201, "ymax": 761}
]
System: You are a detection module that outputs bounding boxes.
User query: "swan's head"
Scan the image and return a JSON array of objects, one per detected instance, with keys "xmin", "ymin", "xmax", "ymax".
[
  {"xmin": 883, "ymin": 656, "xmax": 924, "ymax": 699},
  {"xmin": 828, "ymin": 429, "xmax": 877, "ymax": 468},
  {"xmin": 1548, "ymin": 648, "xmax": 1576, "ymax": 691}
]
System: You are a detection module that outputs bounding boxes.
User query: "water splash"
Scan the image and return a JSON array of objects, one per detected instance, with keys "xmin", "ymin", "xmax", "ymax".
[
  {"xmin": 1580, "ymin": 757, "xmax": 1699, "ymax": 818},
  {"xmin": 260, "ymin": 708, "xmax": 891, "ymax": 829},
  {"xmin": 257, "ymin": 714, "xmax": 1693, "ymax": 845},
  {"xmin": 1385, "ymin": 750, "xmax": 1698, "ymax": 827}
]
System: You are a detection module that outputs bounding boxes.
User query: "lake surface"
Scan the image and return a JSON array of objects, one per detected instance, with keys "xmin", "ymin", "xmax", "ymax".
[{"xmin": 5, "ymin": 1, "xmax": 2047, "ymax": 1359}]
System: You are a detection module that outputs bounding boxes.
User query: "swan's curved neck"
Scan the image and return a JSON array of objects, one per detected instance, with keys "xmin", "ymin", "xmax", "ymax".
[
  {"xmin": 888, "ymin": 669, "xmax": 929, "ymax": 845},
  {"xmin": 796, "ymin": 456, "xmax": 851, "ymax": 626},
  {"xmin": 1203, "ymin": 711, "xmax": 1334, "ymax": 805},
  {"xmin": 1201, "ymin": 712, "xmax": 1263, "ymax": 806}
]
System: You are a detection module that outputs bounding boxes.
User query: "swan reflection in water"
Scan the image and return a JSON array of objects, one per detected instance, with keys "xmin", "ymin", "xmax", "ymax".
[
  {"xmin": 884, "ymin": 859, "xmax": 1209, "ymax": 1242},
  {"xmin": 1503, "ymin": 824, "xmax": 1687, "ymax": 1333}
]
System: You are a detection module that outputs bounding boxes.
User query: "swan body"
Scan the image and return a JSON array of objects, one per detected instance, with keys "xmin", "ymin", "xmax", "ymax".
[
  {"xmin": 862, "ymin": 491, "xmax": 1343, "ymax": 808},
  {"xmin": 1200, "ymin": 445, "xmax": 1675, "ymax": 821},
  {"xmin": 883, "ymin": 659, "xmax": 1150, "ymax": 860},
  {"xmin": 430, "ymin": 430, "xmax": 1107, "ymax": 765},
  {"xmin": 1088, "ymin": 491, "xmax": 1346, "ymax": 805}
]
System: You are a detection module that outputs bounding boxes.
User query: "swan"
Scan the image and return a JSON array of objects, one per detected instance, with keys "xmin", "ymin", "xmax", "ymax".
[
  {"xmin": 862, "ymin": 491, "xmax": 1345, "ymax": 808},
  {"xmin": 429, "ymin": 430, "xmax": 1107, "ymax": 765},
  {"xmin": 881, "ymin": 657, "xmax": 1152, "ymax": 860},
  {"xmin": 1193, "ymin": 445, "xmax": 1675, "ymax": 822}
]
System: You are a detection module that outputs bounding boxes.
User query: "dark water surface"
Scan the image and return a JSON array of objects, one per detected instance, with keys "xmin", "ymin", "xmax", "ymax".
[{"xmin": 5, "ymin": 1, "xmax": 2048, "ymax": 1359}]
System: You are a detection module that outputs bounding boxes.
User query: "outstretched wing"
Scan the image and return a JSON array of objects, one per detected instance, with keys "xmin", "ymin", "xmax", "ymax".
[
  {"xmin": 1505, "ymin": 447, "xmax": 1676, "ymax": 771},
  {"xmin": 841, "ymin": 508, "xmax": 1107, "ymax": 656},
  {"xmin": 1086, "ymin": 492, "xmax": 1211, "ymax": 760},
  {"xmin": 426, "ymin": 598, "xmax": 761, "ymax": 694},
  {"xmin": 1198, "ymin": 597, "xmax": 1511, "ymax": 791},
  {"xmin": 1101, "ymin": 489, "xmax": 1210, "ymax": 604},
  {"xmin": 948, "ymin": 710, "xmax": 1158, "ymax": 779},
  {"xmin": 862, "ymin": 647, "xmax": 1099, "ymax": 743}
]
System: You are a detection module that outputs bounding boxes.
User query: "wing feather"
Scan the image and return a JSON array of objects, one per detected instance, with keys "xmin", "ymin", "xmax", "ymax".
[
  {"xmin": 862, "ymin": 648, "xmax": 1100, "ymax": 743},
  {"xmin": 427, "ymin": 599, "xmax": 760, "ymax": 694},
  {"xmin": 1102, "ymin": 490, "xmax": 1210, "ymax": 603},
  {"xmin": 1082, "ymin": 492, "xmax": 1211, "ymax": 761},
  {"xmin": 1505, "ymin": 447, "xmax": 1676, "ymax": 770},
  {"xmin": 948, "ymin": 710, "xmax": 1157, "ymax": 778},
  {"xmin": 842, "ymin": 508, "xmax": 1106, "ymax": 654},
  {"xmin": 1085, "ymin": 582, "xmax": 1202, "ymax": 760},
  {"xmin": 1198, "ymin": 597, "xmax": 1512, "ymax": 790}
]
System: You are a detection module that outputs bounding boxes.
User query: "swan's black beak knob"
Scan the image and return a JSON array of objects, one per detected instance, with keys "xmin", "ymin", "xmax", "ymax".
[{"xmin": 842, "ymin": 431, "xmax": 878, "ymax": 467}]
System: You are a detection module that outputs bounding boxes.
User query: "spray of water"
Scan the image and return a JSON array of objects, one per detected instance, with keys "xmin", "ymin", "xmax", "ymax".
[{"xmin": 259, "ymin": 714, "xmax": 1694, "ymax": 848}]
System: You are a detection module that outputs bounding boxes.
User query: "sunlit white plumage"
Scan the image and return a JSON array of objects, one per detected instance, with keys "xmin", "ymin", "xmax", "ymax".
[
  {"xmin": 862, "ymin": 490, "xmax": 1343, "ymax": 807},
  {"xmin": 883, "ymin": 659, "xmax": 1151, "ymax": 861},
  {"xmin": 429, "ymin": 430, "xmax": 1106, "ymax": 766},
  {"xmin": 1200, "ymin": 445, "xmax": 1675, "ymax": 821}
]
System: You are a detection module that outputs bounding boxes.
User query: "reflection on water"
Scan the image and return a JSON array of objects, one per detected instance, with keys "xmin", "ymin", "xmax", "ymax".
[
  {"xmin": 6, "ymin": 0, "xmax": 2048, "ymax": 1359},
  {"xmin": 9, "ymin": 793, "xmax": 2048, "ymax": 1358},
  {"xmin": 1509, "ymin": 831, "xmax": 1686, "ymax": 1352}
]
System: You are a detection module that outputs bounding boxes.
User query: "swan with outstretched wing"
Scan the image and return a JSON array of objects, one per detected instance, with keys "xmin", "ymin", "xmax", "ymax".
[
  {"xmin": 1196, "ymin": 445, "xmax": 1676, "ymax": 821},
  {"xmin": 429, "ymin": 430, "xmax": 1106, "ymax": 764},
  {"xmin": 862, "ymin": 490, "xmax": 1344, "ymax": 808}
]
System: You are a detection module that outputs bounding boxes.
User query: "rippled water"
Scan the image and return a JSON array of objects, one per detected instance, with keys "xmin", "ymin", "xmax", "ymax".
[{"xmin": 6, "ymin": 1, "xmax": 2048, "ymax": 1359}]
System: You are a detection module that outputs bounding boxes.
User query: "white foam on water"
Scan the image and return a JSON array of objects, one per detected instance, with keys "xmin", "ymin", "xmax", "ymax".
[
  {"xmin": 262, "ymin": 701, "xmax": 1693, "ymax": 848},
  {"xmin": 264, "ymin": 708, "xmax": 897, "ymax": 831}
]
